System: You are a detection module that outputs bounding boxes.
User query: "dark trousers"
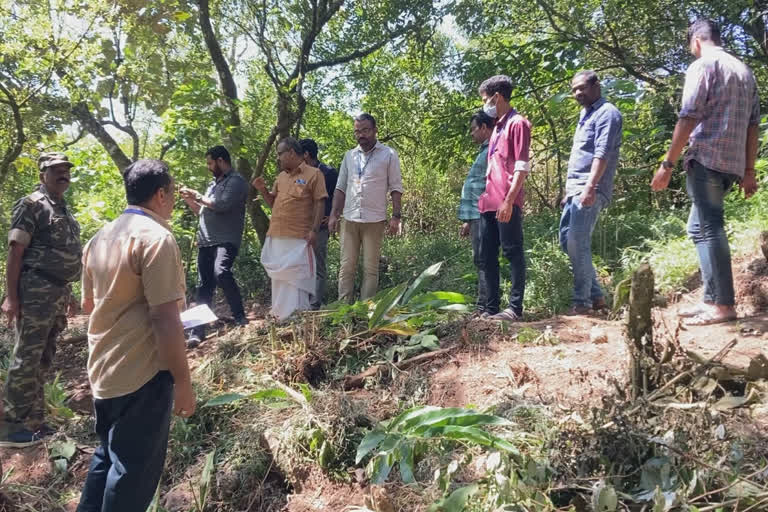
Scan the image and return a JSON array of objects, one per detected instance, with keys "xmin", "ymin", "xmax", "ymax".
[
  {"xmin": 478, "ymin": 208, "xmax": 526, "ymax": 316},
  {"xmin": 77, "ymin": 371, "xmax": 173, "ymax": 512},
  {"xmin": 193, "ymin": 243, "xmax": 245, "ymax": 338},
  {"xmin": 310, "ymin": 227, "xmax": 330, "ymax": 309},
  {"xmin": 467, "ymin": 219, "xmax": 489, "ymax": 312}
]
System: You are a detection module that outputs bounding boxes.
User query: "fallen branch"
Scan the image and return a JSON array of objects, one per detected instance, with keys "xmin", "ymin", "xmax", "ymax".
[{"xmin": 343, "ymin": 347, "xmax": 454, "ymax": 390}]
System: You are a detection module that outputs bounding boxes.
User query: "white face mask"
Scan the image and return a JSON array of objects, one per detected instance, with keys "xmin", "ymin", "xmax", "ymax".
[{"xmin": 483, "ymin": 98, "xmax": 497, "ymax": 118}]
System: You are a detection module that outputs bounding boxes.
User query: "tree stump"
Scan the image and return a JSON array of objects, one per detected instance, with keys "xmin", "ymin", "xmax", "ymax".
[
  {"xmin": 625, "ymin": 263, "xmax": 656, "ymax": 400},
  {"xmin": 760, "ymin": 231, "xmax": 768, "ymax": 262}
]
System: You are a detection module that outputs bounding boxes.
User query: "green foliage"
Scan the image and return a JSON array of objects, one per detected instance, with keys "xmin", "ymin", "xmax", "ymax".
[
  {"xmin": 45, "ymin": 373, "xmax": 74, "ymax": 422},
  {"xmin": 356, "ymin": 406, "xmax": 520, "ymax": 485}
]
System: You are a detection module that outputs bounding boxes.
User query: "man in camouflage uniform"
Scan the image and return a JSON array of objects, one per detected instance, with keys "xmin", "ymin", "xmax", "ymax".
[{"xmin": 0, "ymin": 152, "xmax": 82, "ymax": 447}]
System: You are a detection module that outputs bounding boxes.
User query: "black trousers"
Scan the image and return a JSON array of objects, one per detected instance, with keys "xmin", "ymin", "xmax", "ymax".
[
  {"xmin": 193, "ymin": 243, "xmax": 245, "ymax": 338},
  {"xmin": 77, "ymin": 371, "xmax": 173, "ymax": 512},
  {"xmin": 478, "ymin": 208, "xmax": 526, "ymax": 316}
]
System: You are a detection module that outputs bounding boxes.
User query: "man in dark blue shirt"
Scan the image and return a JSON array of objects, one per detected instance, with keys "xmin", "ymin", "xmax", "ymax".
[
  {"xmin": 179, "ymin": 146, "xmax": 249, "ymax": 347},
  {"xmin": 560, "ymin": 70, "xmax": 622, "ymax": 315},
  {"xmin": 300, "ymin": 138, "xmax": 338, "ymax": 309}
]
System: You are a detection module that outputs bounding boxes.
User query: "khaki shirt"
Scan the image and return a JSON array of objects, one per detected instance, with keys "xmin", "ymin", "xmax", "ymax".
[
  {"xmin": 82, "ymin": 206, "xmax": 185, "ymax": 399},
  {"xmin": 336, "ymin": 142, "xmax": 404, "ymax": 223},
  {"xmin": 8, "ymin": 185, "xmax": 82, "ymax": 283},
  {"xmin": 267, "ymin": 163, "xmax": 328, "ymax": 240}
]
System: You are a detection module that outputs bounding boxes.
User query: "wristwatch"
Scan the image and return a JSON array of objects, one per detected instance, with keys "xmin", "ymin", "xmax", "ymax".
[
  {"xmin": 392, "ymin": 213, "xmax": 401, "ymax": 219},
  {"xmin": 661, "ymin": 160, "xmax": 674, "ymax": 170}
]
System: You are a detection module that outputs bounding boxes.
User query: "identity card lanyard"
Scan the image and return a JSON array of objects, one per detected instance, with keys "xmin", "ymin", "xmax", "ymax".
[
  {"xmin": 357, "ymin": 148, "xmax": 376, "ymax": 179},
  {"xmin": 123, "ymin": 208, "xmax": 151, "ymax": 217}
]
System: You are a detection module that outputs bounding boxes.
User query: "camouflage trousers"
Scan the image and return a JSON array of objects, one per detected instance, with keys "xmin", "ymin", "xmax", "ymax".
[{"xmin": 1, "ymin": 272, "xmax": 69, "ymax": 433}]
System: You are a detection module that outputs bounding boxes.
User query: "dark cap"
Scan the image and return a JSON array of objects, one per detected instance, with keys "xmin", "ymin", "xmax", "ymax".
[{"xmin": 38, "ymin": 152, "xmax": 75, "ymax": 171}]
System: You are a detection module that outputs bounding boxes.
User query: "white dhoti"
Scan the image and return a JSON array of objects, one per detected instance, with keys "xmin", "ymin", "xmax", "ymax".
[{"xmin": 261, "ymin": 236, "xmax": 316, "ymax": 320}]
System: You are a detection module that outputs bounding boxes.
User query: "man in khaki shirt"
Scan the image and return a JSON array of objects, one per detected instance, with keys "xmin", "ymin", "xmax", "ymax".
[
  {"xmin": 77, "ymin": 159, "xmax": 195, "ymax": 512},
  {"xmin": 253, "ymin": 137, "xmax": 327, "ymax": 319}
]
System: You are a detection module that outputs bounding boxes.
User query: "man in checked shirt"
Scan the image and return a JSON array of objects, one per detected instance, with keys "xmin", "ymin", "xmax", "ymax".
[{"xmin": 652, "ymin": 19, "xmax": 760, "ymax": 325}]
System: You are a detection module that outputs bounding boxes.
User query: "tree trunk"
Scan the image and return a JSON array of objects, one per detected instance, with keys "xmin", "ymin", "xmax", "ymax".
[
  {"xmin": 625, "ymin": 263, "xmax": 656, "ymax": 400},
  {"xmin": 0, "ymin": 82, "xmax": 26, "ymax": 188},
  {"xmin": 71, "ymin": 102, "xmax": 132, "ymax": 172},
  {"xmin": 197, "ymin": 0, "xmax": 270, "ymax": 243},
  {"xmin": 760, "ymin": 231, "xmax": 768, "ymax": 262}
]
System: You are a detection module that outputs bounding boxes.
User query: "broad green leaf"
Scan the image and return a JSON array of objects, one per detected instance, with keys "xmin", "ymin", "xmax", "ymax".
[
  {"xmin": 369, "ymin": 450, "xmax": 396, "ymax": 484},
  {"xmin": 398, "ymin": 441, "xmax": 415, "ymax": 484},
  {"xmin": 356, "ymin": 430, "xmax": 387, "ymax": 463},
  {"xmin": 369, "ymin": 282, "xmax": 408, "ymax": 329},
  {"xmin": 249, "ymin": 389, "xmax": 291, "ymax": 401},
  {"xmin": 376, "ymin": 322, "xmax": 419, "ymax": 336},
  {"xmin": 410, "ymin": 291, "xmax": 472, "ymax": 304},
  {"xmin": 297, "ymin": 383, "xmax": 312, "ymax": 402},
  {"xmin": 204, "ymin": 393, "xmax": 247, "ymax": 407},
  {"xmin": 398, "ymin": 407, "xmax": 510, "ymax": 432},
  {"xmin": 427, "ymin": 484, "xmax": 479, "ymax": 512},
  {"xmin": 49, "ymin": 440, "xmax": 77, "ymax": 461},
  {"xmin": 386, "ymin": 405, "xmax": 443, "ymax": 431},
  {"xmin": 402, "ymin": 262, "xmax": 443, "ymax": 304}
]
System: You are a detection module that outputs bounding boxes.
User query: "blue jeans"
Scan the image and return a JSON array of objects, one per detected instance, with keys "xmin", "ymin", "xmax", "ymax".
[
  {"xmin": 686, "ymin": 161, "xmax": 737, "ymax": 306},
  {"xmin": 559, "ymin": 195, "xmax": 606, "ymax": 308},
  {"xmin": 478, "ymin": 209, "xmax": 526, "ymax": 316},
  {"xmin": 77, "ymin": 372, "xmax": 174, "ymax": 512}
]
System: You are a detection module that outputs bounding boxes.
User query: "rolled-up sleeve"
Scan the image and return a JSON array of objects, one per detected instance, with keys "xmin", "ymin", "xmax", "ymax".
[
  {"xmin": 593, "ymin": 109, "xmax": 623, "ymax": 159},
  {"xmin": 8, "ymin": 199, "xmax": 36, "ymax": 247},
  {"xmin": 386, "ymin": 148, "xmax": 404, "ymax": 194},
  {"xmin": 208, "ymin": 176, "xmax": 247, "ymax": 213},
  {"xmin": 679, "ymin": 61, "xmax": 709, "ymax": 120},
  {"xmin": 336, "ymin": 152, "xmax": 350, "ymax": 193},
  {"xmin": 510, "ymin": 120, "xmax": 531, "ymax": 173}
]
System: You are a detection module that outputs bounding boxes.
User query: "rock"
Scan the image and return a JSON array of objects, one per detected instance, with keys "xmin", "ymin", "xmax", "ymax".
[{"xmin": 590, "ymin": 326, "xmax": 608, "ymax": 344}]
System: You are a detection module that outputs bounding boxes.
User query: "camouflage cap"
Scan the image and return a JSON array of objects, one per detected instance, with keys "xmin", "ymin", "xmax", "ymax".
[{"xmin": 38, "ymin": 152, "xmax": 75, "ymax": 171}]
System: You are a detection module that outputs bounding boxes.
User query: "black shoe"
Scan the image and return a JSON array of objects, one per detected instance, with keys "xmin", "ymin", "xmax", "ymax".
[
  {"xmin": 234, "ymin": 316, "xmax": 249, "ymax": 327},
  {"xmin": 490, "ymin": 308, "xmax": 522, "ymax": 323},
  {"xmin": 0, "ymin": 429, "xmax": 43, "ymax": 448},
  {"xmin": 186, "ymin": 334, "xmax": 202, "ymax": 349},
  {"xmin": 34, "ymin": 423, "xmax": 57, "ymax": 438}
]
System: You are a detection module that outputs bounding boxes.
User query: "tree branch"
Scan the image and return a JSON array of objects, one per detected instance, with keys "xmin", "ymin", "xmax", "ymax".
[
  {"xmin": 0, "ymin": 80, "xmax": 26, "ymax": 187},
  {"xmin": 71, "ymin": 102, "xmax": 132, "ymax": 171}
]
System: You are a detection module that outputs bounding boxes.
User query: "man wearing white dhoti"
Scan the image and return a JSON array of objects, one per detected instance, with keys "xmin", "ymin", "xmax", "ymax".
[{"xmin": 252, "ymin": 137, "xmax": 328, "ymax": 320}]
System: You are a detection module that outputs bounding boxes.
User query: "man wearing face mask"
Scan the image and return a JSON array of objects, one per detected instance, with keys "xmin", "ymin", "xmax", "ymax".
[
  {"xmin": 179, "ymin": 146, "xmax": 249, "ymax": 348},
  {"xmin": 0, "ymin": 152, "xmax": 82, "ymax": 447},
  {"xmin": 651, "ymin": 19, "xmax": 760, "ymax": 326},
  {"xmin": 252, "ymin": 137, "xmax": 327, "ymax": 320},
  {"xmin": 560, "ymin": 70, "xmax": 622, "ymax": 316},
  {"xmin": 476, "ymin": 75, "xmax": 532, "ymax": 322}
]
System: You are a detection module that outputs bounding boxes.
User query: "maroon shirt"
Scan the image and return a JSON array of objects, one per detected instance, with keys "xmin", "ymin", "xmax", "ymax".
[{"xmin": 478, "ymin": 109, "xmax": 532, "ymax": 213}]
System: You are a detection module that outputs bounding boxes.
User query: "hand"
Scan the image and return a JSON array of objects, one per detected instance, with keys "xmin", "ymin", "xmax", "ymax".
[
  {"xmin": 651, "ymin": 165, "xmax": 672, "ymax": 192},
  {"xmin": 387, "ymin": 217, "xmax": 401, "ymax": 235},
  {"xmin": 496, "ymin": 199, "xmax": 514, "ymax": 223},
  {"xmin": 1, "ymin": 297, "xmax": 20, "ymax": 327},
  {"xmin": 320, "ymin": 215, "xmax": 329, "ymax": 227},
  {"xmin": 579, "ymin": 186, "xmax": 596, "ymax": 207},
  {"xmin": 328, "ymin": 214, "xmax": 340, "ymax": 234},
  {"xmin": 67, "ymin": 300, "xmax": 78, "ymax": 318},
  {"xmin": 178, "ymin": 186, "xmax": 195, "ymax": 198},
  {"xmin": 173, "ymin": 381, "xmax": 196, "ymax": 418},
  {"xmin": 460, "ymin": 222, "xmax": 470, "ymax": 238},
  {"xmin": 251, "ymin": 176, "xmax": 267, "ymax": 192},
  {"xmin": 305, "ymin": 230, "xmax": 317, "ymax": 248},
  {"xmin": 740, "ymin": 172, "xmax": 758, "ymax": 199}
]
